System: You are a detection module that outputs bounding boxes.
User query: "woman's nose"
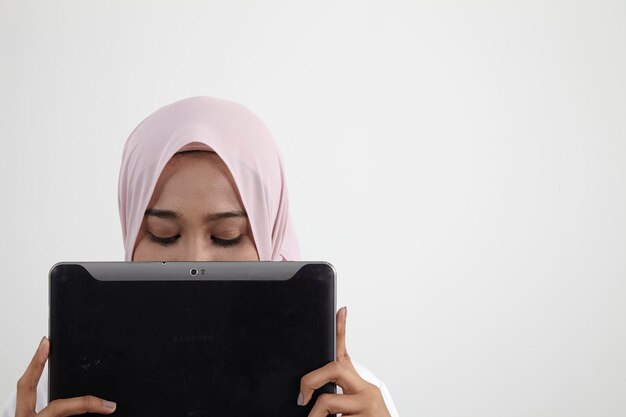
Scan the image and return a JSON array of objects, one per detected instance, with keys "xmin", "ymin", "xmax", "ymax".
[{"xmin": 186, "ymin": 238, "xmax": 216, "ymax": 262}]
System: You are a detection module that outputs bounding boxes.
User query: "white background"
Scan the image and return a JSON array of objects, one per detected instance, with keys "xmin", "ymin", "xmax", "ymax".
[{"xmin": 1, "ymin": 1, "xmax": 625, "ymax": 416}]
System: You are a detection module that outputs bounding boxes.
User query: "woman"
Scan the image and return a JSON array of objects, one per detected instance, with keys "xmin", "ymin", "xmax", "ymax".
[{"xmin": 2, "ymin": 96, "xmax": 399, "ymax": 417}]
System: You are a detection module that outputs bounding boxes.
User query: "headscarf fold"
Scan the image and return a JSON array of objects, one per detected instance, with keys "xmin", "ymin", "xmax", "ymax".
[{"xmin": 117, "ymin": 96, "xmax": 300, "ymax": 261}]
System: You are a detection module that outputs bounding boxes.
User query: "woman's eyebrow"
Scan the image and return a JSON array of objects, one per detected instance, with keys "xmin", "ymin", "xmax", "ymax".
[
  {"xmin": 144, "ymin": 208, "xmax": 248, "ymax": 223},
  {"xmin": 204, "ymin": 210, "xmax": 248, "ymax": 223}
]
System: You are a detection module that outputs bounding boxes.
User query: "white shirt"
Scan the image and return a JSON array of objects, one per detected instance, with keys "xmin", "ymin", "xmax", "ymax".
[{"xmin": 2, "ymin": 360, "xmax": 399, "ymax": 416}]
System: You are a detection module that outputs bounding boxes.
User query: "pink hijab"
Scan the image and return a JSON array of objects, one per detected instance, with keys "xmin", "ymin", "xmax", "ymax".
[{"xmin": 117, "ymin": 96, "xmax": 300, "ymax": 261}]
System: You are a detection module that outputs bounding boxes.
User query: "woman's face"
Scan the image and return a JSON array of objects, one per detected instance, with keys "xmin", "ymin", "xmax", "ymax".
[{"xmin": 132, "ymin": 151, "xmax": 260, "ymax": 261}]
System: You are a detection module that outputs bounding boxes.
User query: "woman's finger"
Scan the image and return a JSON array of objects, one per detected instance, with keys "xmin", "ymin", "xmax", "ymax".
[
  {"xmin": 37, "ymin": 396, "xmax": 117, "ymax": 417},
  {"xmin": 335, "ymin": 306, "xmax": 359, "ymax": 377},
  {"xmin": 16, "ymin": 336, "xmax": 49, "ymax": 417},
  {"xmin": 306, "ymin": 393, "xmax": 361, "ymax": 417},
  {"xmin": 336, "ymin": 307, "xmax": 349, "ymax": 363},
  {"xmin": 299, "ymin": 360, "xmax": 368, "ymax": 406}
]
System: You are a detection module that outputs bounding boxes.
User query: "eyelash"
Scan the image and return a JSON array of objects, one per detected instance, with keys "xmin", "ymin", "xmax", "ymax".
[{"xmin": 147, "ymin": 233, "xmax": 243, "ymax": 248}]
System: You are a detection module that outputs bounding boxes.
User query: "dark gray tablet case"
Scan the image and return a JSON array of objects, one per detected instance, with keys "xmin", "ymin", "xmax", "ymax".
[{"xmin": 48, "ymin": 261, "xmax": 336, "ymax": 417}]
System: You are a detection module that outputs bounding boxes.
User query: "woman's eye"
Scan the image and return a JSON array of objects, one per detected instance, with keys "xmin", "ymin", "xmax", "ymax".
[
  {"xmin": 148, "ymin": 233, "xmax": 180, "ymax": 247},
  {"xmin": 147, "ymin": 233, "xmax": 243, "ymax": 248},
  {"xmin": 212, "ymin": 235, "xmax": 243, "ymax": 248}
]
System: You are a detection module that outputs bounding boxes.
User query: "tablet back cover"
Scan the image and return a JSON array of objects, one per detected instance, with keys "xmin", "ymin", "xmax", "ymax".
[{"xmin": 49, "ymin": 261, "xmax": 336, "ymax": 417}]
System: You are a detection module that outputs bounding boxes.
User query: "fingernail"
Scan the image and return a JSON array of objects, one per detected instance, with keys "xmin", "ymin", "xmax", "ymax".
[
  {"xmin": 102, "ymin": 400, "xmax": 116, "ymax": 411},
  {"xmin": 297, "ymin": 392, "xmax": 304, "ymax": 406},
  {"xmin": 39, "ymin": 336, "xmax": 46, "ymax": 347}
]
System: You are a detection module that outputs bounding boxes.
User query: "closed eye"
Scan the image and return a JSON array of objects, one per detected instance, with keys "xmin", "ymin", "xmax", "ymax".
[
  {"xmin": 147, "ymin": 233, "xmax": 243, "ymax": 248},
  {"xmin": 211, "ymin": 235, "xmax": 244, "ymax": 247},
  {"xmin": 148, "ymin": 233, "xmax": 180, "ymax": 247}
]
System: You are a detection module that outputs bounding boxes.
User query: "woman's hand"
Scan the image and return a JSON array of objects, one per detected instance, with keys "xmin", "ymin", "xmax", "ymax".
[
  {"xmin": 298, "ymin": 307, "xmax": 392, "ymax": 417},
  {"xmin": 15, "ymin": 336, "xmax": 117, "ymax": 417}
]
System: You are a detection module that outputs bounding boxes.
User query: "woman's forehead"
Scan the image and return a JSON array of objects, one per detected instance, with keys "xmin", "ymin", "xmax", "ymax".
[{"xmin": 149, "ymin": 151, "xmax": 244, "ymax": 212}]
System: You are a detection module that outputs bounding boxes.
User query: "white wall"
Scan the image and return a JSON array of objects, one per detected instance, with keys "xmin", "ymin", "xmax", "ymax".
[{"xmin": 1, "ymin": 1, "xmax": 625, "ymax": 416}]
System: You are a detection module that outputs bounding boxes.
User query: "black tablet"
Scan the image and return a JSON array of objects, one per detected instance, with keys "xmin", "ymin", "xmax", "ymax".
[{"xmin": 48, "ymin": 261, "xmax": 336, "ymax": 417}]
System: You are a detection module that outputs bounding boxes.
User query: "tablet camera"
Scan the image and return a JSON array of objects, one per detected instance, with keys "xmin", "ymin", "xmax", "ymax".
[{"xmin": 190, "ymin": 268, "xmax": 198, "ymax": 276}]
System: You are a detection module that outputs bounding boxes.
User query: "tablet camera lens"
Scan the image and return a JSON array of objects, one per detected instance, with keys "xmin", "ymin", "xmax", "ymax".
[{"xmin": 190, "ymin": 268, "xmax": 198, "ymax": 276}]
